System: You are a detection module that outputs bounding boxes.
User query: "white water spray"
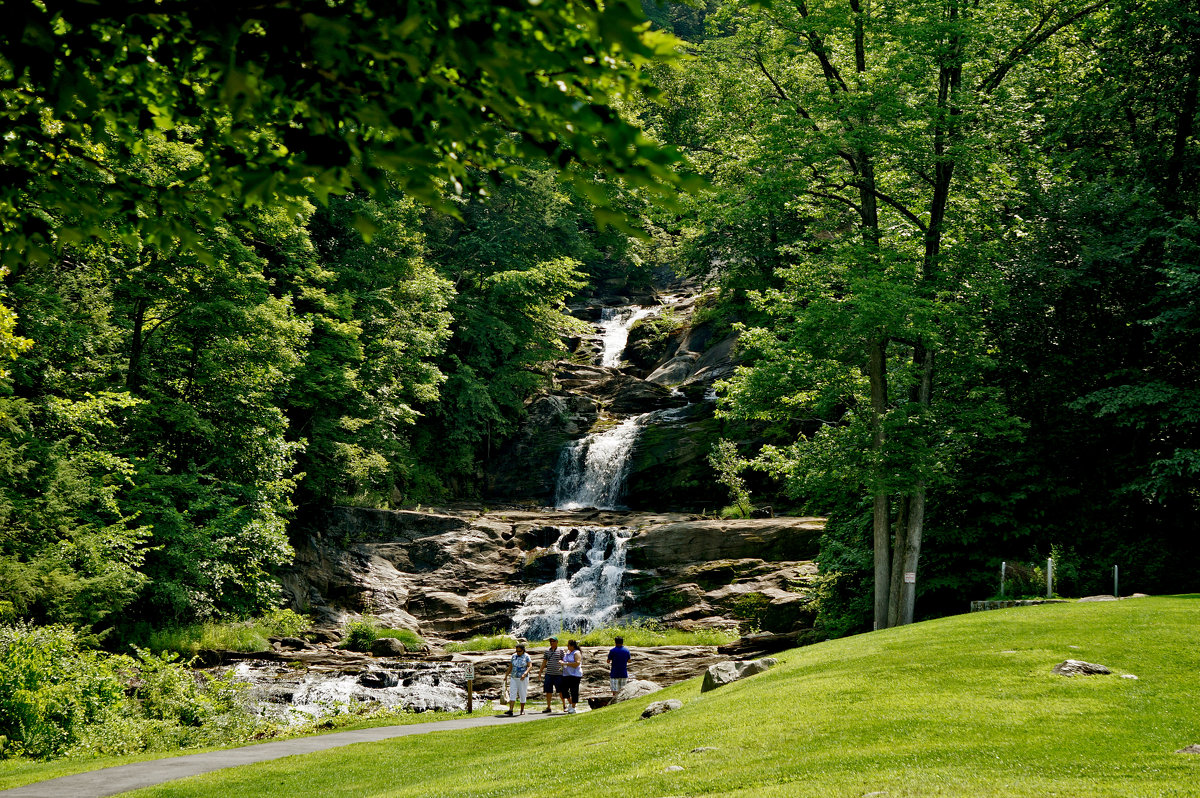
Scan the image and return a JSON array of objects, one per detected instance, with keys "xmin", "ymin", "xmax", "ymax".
[
  {"xmin": 599, "ymin": 306, "xmax": 657, "ymax": 367},
  {"xmin": 511, "ymin": 526, "xmax": 633, "ymax": 640},
  {"xmin": 554, "ymin": 414, "xmax": 649, "ymax": 510}
]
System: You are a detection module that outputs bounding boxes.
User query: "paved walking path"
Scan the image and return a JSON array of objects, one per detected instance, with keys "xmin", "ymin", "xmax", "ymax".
[{"xmin": 0, "ymin": 708, "xmax": 579, "ymax": 798}]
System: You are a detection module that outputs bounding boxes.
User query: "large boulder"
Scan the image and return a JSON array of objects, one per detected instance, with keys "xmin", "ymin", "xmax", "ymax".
[
  {"xmin": 701, "ymin": 657, "xmax": 779, "ymax": 692},
  {"xmin": 369, "ymin": 637, "xmax": 408, "ymax": 657},
  {"xmin": 613, "ymin": 679, "xmax": 663, "ymax": 703},
  {"xmin": 609, "ymin": 379, "xmax": 686, "ymax": 415},
  {"xmin": 700, "ymin": 661, "xmax": 740, "ymax": 692}
]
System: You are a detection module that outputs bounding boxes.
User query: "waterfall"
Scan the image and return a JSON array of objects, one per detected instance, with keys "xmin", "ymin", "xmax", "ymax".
[
  {"xmin": 598, "ymin": 306, "xmax": 657, "ymax": 367},
  {"xmin": 511, "ymin": 526, "xmax": 633, "ymax": 640},
  {"xmin": 554, "ymin": 413, "xmax": 648, "ymax": 510}
]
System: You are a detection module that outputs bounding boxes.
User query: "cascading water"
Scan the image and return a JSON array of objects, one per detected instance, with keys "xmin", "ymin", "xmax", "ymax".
[
  {"xmin": 511, "ymin": 525, "xmax": 633, "ymax": 640},
  {"xmin": 554, "ymin": 414, "xmax": 648, "ymax": 510},
  {"xmin": 599, "ymin": 306, "xmax": 657, "ymax": 367},
  {"xmin": 232, "ymin": 661, "xmax": 468, "ymax": 722}
]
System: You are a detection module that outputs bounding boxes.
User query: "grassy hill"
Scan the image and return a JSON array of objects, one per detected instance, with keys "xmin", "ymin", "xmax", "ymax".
[{"xmin": 123, "ymin": 596, "xmax": 1200, "ymax": 796}]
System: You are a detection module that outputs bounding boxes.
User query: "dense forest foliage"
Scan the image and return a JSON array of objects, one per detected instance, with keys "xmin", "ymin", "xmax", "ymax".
[
  {"xmin": 640, "ymin": 0, "xmax": 1200, "ymax": 630},
  {"xmin": 2, "ymin": 0, "xmax": 1198, "ymax": 650}
]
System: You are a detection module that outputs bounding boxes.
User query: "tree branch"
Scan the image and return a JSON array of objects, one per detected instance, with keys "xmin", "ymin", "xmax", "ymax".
[
  {"xmin": 977, "ymin": 1, "xmax": 1108, "ymax": 94},
  {"xmin": 753, "ymin": 51, "xmax": 822, "ymax": 132}
]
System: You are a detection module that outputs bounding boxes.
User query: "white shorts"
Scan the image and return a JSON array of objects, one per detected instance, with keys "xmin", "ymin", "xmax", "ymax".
[
  {"xmin": 610, "ymin": 677, "xmax": 628, "ymax": 693},
  {"xmin": 509, "ymin": 676, "xmax": 528, "ymax": 702}
]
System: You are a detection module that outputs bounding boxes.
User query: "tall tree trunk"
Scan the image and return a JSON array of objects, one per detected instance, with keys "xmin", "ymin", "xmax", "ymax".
[
  {"xmin": 1165, "ymin": 24, "xmax": 1200, "ymax": 208},
  {"xmin": 887, "ymin": 495, "xmax": 909, "ymax": 628},
  {"xmin": 894, "ymin": 0, "xmax": 962, "ymax": 626},
  {"xmin": 127, "ymin": 299, "xmax": 146, "ymax": 392},
  {"xmin": 869, "ymin": 338, "xmax": 890, "ymax": 629},
  {"xmin": 898, "ymin": 345, "xmax": 934, "ymax": 624}
]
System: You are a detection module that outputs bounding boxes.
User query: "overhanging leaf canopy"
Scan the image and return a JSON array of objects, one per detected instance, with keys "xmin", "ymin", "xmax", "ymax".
[{"xmin": 1, "ymin": 0, "xmax": 687, "ymax": 266}]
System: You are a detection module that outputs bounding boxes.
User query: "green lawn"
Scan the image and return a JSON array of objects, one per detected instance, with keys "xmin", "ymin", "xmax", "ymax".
[
  {"xmin": 116, "ymin": 596, "xmax": 1200, "ymax": 797},
  {"xmin": 117, "ymin": 597, "xmax": 1200, "ymax": 796}
]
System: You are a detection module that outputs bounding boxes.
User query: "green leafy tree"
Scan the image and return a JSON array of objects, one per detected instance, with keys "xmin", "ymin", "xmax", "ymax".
[
  {"xmin": 709, "ymin": 438, "xmax": 752, "ymax": 517},
  {"xmin": 287, "ymin": 192, "xmax": 453, "ymax": 506}
]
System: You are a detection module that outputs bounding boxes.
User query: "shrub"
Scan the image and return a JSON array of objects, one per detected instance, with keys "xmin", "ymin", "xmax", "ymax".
[
  {"xmin": 342, "ymin": 619, "xmax": 380, "ymax": 652},
  {"xmin": 0, "ymin": 624, "xmax": 125, "ymax": 759}
]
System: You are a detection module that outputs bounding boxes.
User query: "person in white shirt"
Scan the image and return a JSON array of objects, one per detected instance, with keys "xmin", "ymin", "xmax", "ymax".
[{"xmin": 503, "ymin": 643, "xmax": 533, "ymax": 716}]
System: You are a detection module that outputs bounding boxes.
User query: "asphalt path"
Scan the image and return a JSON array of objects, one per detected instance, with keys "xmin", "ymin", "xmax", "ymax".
[{"xmin": 0, "ymin": 708, "xmax": 573, "ymax": 798}]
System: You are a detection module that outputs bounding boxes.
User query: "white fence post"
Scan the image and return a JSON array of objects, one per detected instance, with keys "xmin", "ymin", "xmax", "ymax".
[{"xmin": 1046, "ymin": 558, "xmax": 1054, "ymax": 598}]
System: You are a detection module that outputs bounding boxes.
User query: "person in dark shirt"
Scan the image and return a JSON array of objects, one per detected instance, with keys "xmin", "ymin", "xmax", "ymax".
[
  {"xmin": 606, "ymin": 636, "xmax": 632, "ymax": 695},
  {"xmin": 536, "ymin": 636, "xmax": 567, "ymax": 714}
]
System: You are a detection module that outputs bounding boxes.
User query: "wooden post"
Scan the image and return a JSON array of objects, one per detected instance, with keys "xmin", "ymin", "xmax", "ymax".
[{"xmin": 464, "ymin": 662, "xmax": 475, "ymax": 713}]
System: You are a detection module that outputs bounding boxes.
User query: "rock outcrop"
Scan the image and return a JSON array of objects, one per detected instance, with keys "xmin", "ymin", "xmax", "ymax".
[
  {"xmin": 484, "ymin": 284, "xmax": 741, "ymax": 509},
  {"xmin": 281, "ymin": 506, "xmax": 824, "ymax": 638}
]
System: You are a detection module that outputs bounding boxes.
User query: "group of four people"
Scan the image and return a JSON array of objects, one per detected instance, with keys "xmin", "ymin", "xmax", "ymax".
[{"xmin": 503, "ymin": 636, "xmax": 631, "ymax": 715}]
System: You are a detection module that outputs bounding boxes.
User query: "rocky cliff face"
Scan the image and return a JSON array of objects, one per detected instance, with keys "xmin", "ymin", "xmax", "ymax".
[{"xmin": 281, "ymin": 506, "xmax": 825, "ymax": 640}]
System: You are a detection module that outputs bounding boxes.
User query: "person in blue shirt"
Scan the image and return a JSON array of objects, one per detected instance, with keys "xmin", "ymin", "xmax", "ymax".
[
  {"xmin": 606, "ymin": 636, "xmax": 632, "ymax": 695},
  {"xmin": 504, "ymin": 643, "xmax": 533, "ymax": 716}
]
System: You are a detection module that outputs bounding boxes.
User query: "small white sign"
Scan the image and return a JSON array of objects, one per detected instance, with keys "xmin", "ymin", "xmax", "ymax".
[
  {"xmin": 462, "ymin": 663, "xmax": 475, "ymax": 680},
  {"xmin": 904, "ymin": 572, "xmax": 916, "ymax": 584}
]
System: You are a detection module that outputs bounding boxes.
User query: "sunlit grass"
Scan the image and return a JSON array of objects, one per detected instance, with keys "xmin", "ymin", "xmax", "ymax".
[
  {"xmin": 143, "ymin": 610, "xmax": 311, "ymax": 657},
  {"xmin": 128, "ymin": 597, "xmax": 1200, "ymax": 798},
  {"xmin": 443, "ymin": 622, "xmax": 738, "ymax": 652}
]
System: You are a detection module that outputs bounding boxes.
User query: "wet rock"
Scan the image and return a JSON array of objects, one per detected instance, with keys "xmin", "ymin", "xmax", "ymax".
[
  {"xmin": 485, "ymin": 393, "xmax": 601, "ymax": 500},
  {"xmin": 646, "ymin": 354, "xmax": 699, "ymax": 385},
  {"xmin": 358, "ymin": 670, "xmax": 400, "ymax": 688},
  {"xmin": 1053, "ymin": 660, "xmax": 1112, "ymax": 677},
  {"xmin": 609, "ymin": 379, "xmax": 686, "ymax": 415},
  {"xmin": 641, "ymin": 699, "xmax": 683, "ymax": 719},
  {"xmin": 1176, "ymin": 744, "xmax": 1200, "ymax": 754}
]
